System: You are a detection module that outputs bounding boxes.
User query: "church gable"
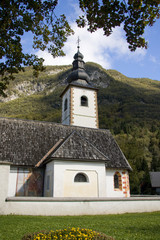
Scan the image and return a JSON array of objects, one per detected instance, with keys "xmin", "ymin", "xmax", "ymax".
[{"xmin": 46, "ymin": 131, "xmax": 109, "ymax": 162}]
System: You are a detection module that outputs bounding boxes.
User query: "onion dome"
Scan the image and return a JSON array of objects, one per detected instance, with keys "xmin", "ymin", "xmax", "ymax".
[
  {"xmin": 74, "ymin": 50, "xmax": 84, "ymax": 60},
  {"xmin": 67, "ymin": 47, "xmax": 90, "ymax": 85}
]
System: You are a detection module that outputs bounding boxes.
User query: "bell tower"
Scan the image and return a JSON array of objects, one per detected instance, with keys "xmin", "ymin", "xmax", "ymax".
[{"xmin": 61, "ymin": 44, "xmax": 99, "ymax": 129}]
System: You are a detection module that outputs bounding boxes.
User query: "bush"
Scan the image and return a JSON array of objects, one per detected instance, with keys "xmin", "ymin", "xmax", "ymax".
[{"xmin": 22, "ymin": 227, "xmax": 114, "ymax": 240}]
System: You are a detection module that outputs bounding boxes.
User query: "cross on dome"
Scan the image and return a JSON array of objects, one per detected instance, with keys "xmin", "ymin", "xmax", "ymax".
[
  {"xmin": 77, "ymin": 37, "xmax": 81, "ymax": 51},
  {"xmin": 66, "ymin": 37, "xmax": 91, "ymax": 84}
]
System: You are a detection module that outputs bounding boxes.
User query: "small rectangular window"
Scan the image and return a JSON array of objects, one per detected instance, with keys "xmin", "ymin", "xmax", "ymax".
[
  {"xmin": 46, "ymin": 175, "xmax": 50, "ymax": 190},
  {"xmin": 64, "ymin": 98, "xmax": 68, "ymax": 111},
  {"xmin": 114, "ymin": 172, "xmax": 122, "ymax": 191},
  {"xmin": 81, "ymin": 96, "xmax": 88, "ymax": 106}
]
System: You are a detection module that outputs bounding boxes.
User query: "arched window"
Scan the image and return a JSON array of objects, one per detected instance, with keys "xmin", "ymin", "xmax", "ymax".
[
  {"xmin": 81, "ymin": 96, "xmax": 88, "ymax": 107},
  {"xmin": 74, "ymin": 173, "xmax": 88, "ymax": 182},
  {"xmin": 64, "ymin": 98, "xmax": 68, "ymax": 111},
  {"xmin": 114, "ymin": 172, "xmax": 122, "ymax": 190},
  {"xmin": 114, "ymin": 174, "xmax": 119, "ymax": 189}
]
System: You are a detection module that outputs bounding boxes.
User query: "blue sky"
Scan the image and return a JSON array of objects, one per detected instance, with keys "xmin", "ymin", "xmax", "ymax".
[{"xmin": 22, "ymin": 0, "xmax": 160, "ymax": 81}]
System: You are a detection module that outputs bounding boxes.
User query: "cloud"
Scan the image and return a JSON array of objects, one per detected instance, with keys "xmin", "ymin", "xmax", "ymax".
[
  {"xmin": 149, "ymin": 55, "xmax": 157, "ymax": 64},
  {"xmin": 36, "ymin": 20, "xmax": 146, "ymax": 70},
  {"xmin": 36, "ymin": 24, "xmax": 112, "ymax": 69}
]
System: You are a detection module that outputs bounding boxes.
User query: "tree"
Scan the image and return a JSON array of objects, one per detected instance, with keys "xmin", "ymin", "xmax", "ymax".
[
  {"xmin": 0, "ymin": 0, "xmax": 160, "ymax": 96},
  {"xmin": 0, "ymin": 0, "xmax": 73, "ymax": 96},
  {"xmin": 77, "ymin": 0, "xmax": 160, "ymax": 51}
]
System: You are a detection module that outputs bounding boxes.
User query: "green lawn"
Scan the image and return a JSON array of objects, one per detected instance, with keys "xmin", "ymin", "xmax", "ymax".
[{"xmin": 0, "ymin": 212, "xmax": 160, "ymax": 240}]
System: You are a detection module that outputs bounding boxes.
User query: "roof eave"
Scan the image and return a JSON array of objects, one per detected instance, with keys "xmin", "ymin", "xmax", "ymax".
[
  {"xmin": 41, "ymin": 157, "xmax": 108, "ymax": 166},
  {"xmin": 60, "ymin": 83, "xmax": 98, "ymax": 98}
]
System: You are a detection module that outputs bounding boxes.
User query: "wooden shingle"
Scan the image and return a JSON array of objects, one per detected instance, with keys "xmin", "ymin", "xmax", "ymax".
[{"xmin": 0, "ymin": 117, "xmax": 132, "ymax": 170}]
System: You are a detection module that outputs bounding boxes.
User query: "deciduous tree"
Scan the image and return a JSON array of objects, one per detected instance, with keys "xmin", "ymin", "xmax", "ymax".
[
  {"xmin": 77, "ymin": 0, "xmax": 160, "ymax": 51},
  {"xmin": 0, "ymin": 0, "xmax": 73, "ymax": 95},
  {"xmin": 0, "ymin": 0, "xmax": 160, "ymax": 95}
]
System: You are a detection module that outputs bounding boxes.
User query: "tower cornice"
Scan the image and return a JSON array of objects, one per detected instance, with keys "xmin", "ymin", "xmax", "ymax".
[{"xmin": 60, "ymin": 83, "xmax": 98, "ymax": 98}]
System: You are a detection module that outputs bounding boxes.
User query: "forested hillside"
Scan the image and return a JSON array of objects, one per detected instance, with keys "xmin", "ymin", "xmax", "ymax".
[{"xmin": 0, "ymin": 63, "xmax": 160, "ymax": 194}]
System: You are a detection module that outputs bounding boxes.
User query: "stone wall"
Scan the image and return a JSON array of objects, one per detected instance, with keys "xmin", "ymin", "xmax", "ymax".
[{"xmin": 2, "ymin": 197, "xmax": 160, "ymax": 216}]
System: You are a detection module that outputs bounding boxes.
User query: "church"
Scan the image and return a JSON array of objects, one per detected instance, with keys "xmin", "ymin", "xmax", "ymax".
[{"xmin": 0, "ymin": 46, "xmax": 131, "ymax": 199}]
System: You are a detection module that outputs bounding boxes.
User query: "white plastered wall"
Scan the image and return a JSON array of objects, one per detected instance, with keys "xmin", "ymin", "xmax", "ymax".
[
  {"xmin": 64, "ymin": 170, "xmax": 98, "ymax": 197},
  {"xmin": 3, "ymin": 196, "xmax": 160, "ymax": 216},
  {"xmin": 106, "ymin": 169, "xmax": 130, "ymax": 197},
  {"xmin": 0, "ymin": 162, "xmax": 10, "ymax": 214},
  {"xmin": 71, "ymin": 87, "xmax": 98, "ymax": 128},
  {"xmin": 8, "ymin": 166, "xmax": 17, "ymax": 197},
  {"xmin": 44, "ymin": 160, "xmax": 106, "ymax": 197}
]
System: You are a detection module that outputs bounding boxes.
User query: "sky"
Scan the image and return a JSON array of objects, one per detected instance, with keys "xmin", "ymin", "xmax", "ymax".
[{"xmin": 22, "ymin": 0, "xmax": 160, "ymax": 81}]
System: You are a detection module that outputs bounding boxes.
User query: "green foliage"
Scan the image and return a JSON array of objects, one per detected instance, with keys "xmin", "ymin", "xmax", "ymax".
[
  {"xmin": 0, "ymin": 92, "xmax": 62, "ymax": 122},
  {"xmin": 1, "ymin": 0, "xmax": 160, "ymax": 96},
  {"xmin": 0, "ymin": 213, "xmax": 160, "ymax": 240},
  {"xmin": 22, "ymin": 227, "xmax": 113, "ymax": 240},
  {"xmin": 97, "ymin": 69, "xmax": 160, "ymax": 194},
  {"xmin": 0, "ymin": 0, "xmax": 73, "ymax": 94},
  {"xmin": 77, "ymin": 0, "xmax": 160, "ymax": 51}
]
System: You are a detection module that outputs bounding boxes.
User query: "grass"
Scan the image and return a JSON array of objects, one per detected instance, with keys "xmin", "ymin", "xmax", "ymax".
[{"xmin": 0, "ymin": 212, "xmax": 160, "ymax": 240}]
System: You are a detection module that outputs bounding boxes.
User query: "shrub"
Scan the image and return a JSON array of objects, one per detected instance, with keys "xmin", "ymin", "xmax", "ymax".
[{"xmin": 22, "ymin": 227, "xmax": 114, "ymax": 240}]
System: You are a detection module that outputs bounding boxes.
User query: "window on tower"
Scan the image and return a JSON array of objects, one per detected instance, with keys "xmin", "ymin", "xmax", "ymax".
[
  {"xmin": 64, "ymin": 98, "xmax": 68, "ymax": 111},
  {"xmin": 81, "ymin": 96, "xmax": 88, "ymax": 107}
]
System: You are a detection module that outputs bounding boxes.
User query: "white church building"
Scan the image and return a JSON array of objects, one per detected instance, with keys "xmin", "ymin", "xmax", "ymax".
[{"xmin": 0, "ymin": 47, "xmax": 132, "ymax": 201}]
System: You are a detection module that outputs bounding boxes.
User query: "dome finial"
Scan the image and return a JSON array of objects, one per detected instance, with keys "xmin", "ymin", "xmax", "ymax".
[
  {"xmin": 77, "ymin": 36, "xmax": 80, "ymax": 52},
  {"xmin": 67, "ymin": 37, "xmax": 91, "ymax": 84}
]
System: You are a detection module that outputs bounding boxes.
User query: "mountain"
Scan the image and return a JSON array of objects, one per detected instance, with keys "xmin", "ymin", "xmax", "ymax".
[{"xmin": 0, "ymin": 63, "xmax": 160, "ymax": 194}]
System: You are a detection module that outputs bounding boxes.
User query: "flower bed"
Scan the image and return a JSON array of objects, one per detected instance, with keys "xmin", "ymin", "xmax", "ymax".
[{"xmin": 22, "ymin": 227, "xmax": 114, "ymax": 240}]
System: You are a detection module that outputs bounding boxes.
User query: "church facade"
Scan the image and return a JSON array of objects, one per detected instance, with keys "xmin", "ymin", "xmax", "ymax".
[{"xmin": 0, "ymin": 48, "xmax": 131, "ymax": 199}]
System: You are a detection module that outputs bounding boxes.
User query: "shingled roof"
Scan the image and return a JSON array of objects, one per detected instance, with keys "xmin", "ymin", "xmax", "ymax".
[
  {"xmin": 0, "ymin": 117, "xmax": 132, "ymax": 170},
  {"xmin": 150, "ymin": 172, "xmax": 160, "ymax": 188},
  {"xmin": 38, "ymin": 131, "xmax": 109, "ymax": 166}
]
